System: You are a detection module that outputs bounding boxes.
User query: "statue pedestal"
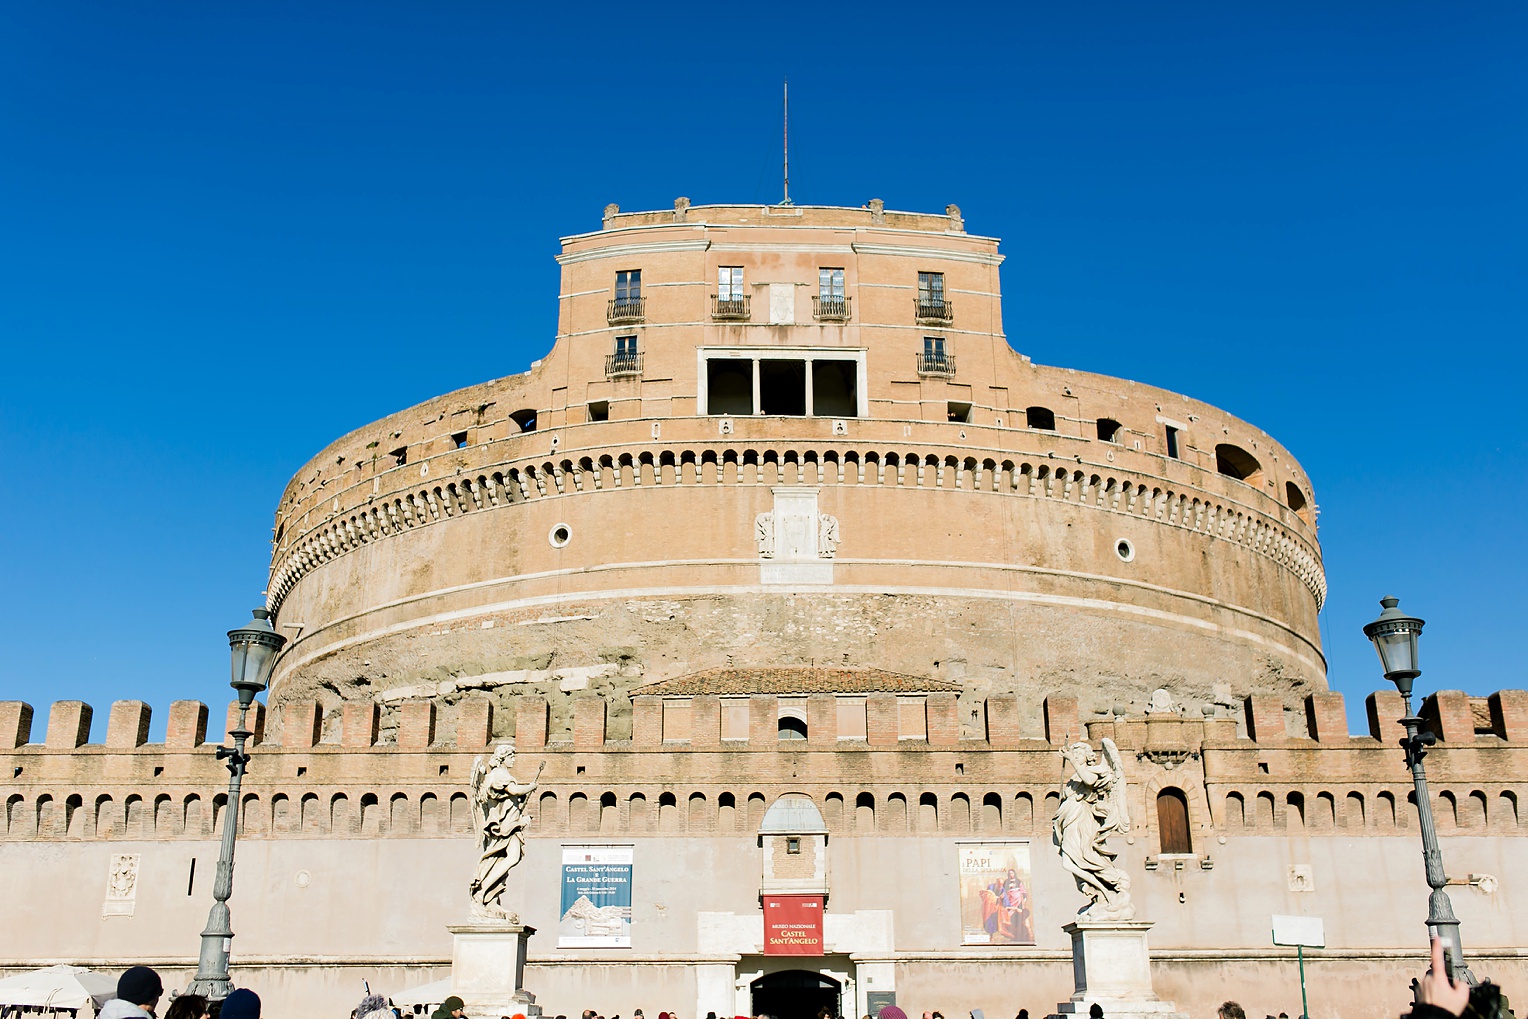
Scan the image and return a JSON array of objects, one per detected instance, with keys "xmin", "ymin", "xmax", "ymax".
[
  {"xmin": 447, "ymin": 921, "xmax": 542, "ymax": 1018},
  {"xmin": 1049, "ymin": 921, "xmax": 1187, "ymax": 1019}
]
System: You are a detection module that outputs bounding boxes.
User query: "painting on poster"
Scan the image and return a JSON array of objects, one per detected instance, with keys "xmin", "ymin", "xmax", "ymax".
[
  {"xmin": 957, "ymin": 841, "xmax": 1035, "ymax": 945},
  {"xmin": 559, "ymin": 845, "xmax": 633, "ymax": 948}
]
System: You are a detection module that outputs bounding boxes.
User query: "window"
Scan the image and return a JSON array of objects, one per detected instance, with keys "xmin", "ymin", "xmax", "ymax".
[
  {"xmin": 778, "ymin": 716, "xmax": 807, "ymax": 740},
  {"xmin": 1214, "ymin": 443, "xmax": 1261, "ymax": 483},
  {"xmin": 510, "ymin": 408, "xmax": 537, "ymax": 433},
  {"xmin": 1164, "ymin": 425, "xmax": 1180, "ymax": 459},
  {"xmin": 451, "ymin": 431, "xmax": 468, "ymax": 449},
  {"xmin": 1157, "ymin": 788, "xmax": 1192, "ymax": 853},
  {"xmin": 917, "ymin": 337, "xmax": 954, "ymax": 376},
  {"xmin": 707, "ymin": 359, "xmax": 755, "ymax": 415},
  {"xmin": 918, "ymin": 271, "xmax": 945, "ymax": 304},
  {"xmin": 898, "ymin": 697, "xmax": 927, "ymax": 740},
  {"xmin": 702, "ymin": 349, "xmax": 863, "ymax": 418},
  {"xmin": 389, "ymin": 446, "xmax": 408, "ymax": 466},
  {"xmin": 916, "ymin": 272, "xmax": 951, "ymax": 321},
  {"xmin": 615, "ymin": 269, "xmax": 641, "ymax": 303},
  {"xmin": 836, "ymin": 698, "xmax": 867, "ymax": 740},
  {"xmin": 586, "ymin": 400, "xmax": 609, "ymax": 422},
  {"xmin": 812, "ymin": 360, "xmax": 858, "ymax": 416},
  {"xmin": 607, "ymin": 335, "xmax": 641, "ymax": 376},
  {"xmin": 785, "ymin": 836, "xmax": 802, "ymax": 854},
  {"xmin": 760, "ymin": 360, "xmax": 806, "ymax": 415},
  {"xmin": 819, "ymin": 268, "xmax": 844, "ymax": 300},
  {"xmin": 948, "ymin": 401, "xmax": 972, "ymax": 423},
  {"xmin": 1097, "ymin": 418, "xmax": 1122, "ymax": 442},
  {"xmin": 718, "ymin": 266, "xmax": 745, "ymax": 300},
  {"xmin": 1026, "ymin": 406, "xmax": 1056, "ymax": 430},
  {"xmin": 609, "ymin": 271, "xmax": 644, "ymax": 323},
  {"xmin": 1286, "ymin": 482, "xmax": 1309, "ymax": 515}
]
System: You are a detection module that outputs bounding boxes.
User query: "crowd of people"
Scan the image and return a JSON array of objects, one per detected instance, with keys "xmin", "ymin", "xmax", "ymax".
[{"xmin": 86, "ymin": 941, "xmax": 1491, "ymax": 1019}]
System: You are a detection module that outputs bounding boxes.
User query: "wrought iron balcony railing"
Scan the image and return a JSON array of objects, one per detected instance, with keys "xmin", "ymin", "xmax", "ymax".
[
  {"xmin": 916, "ymin": 352, "xmax": 957, "ymax": 376},
  {"xmin": 607, "ymin": 297, "xmax": 645, "ymax": 324},
  {"xmin": 711, "ymin": 294, "xmax": 751, "ymax": 321},
  {"xmin": 812, "ymin": 295, "xmax": 852, "ymax": 322},
  {"xmin": 605, "ymin": 351, "xmax": 643, "ymax": 377},
  {"xmin": 915, "ymin": 297, "xmax": 954, "ymax": 324}
]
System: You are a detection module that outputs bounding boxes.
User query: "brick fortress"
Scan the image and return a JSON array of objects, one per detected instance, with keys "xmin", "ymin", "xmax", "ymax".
[{"xmin": 1, "ymin": 201, "xmax": 1523, "ymax": 1019}]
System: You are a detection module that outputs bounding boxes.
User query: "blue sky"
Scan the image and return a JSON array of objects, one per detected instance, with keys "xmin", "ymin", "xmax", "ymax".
[{"xmin": 1, "ymin": 3, "xmax": 1524, "ymax": 740}]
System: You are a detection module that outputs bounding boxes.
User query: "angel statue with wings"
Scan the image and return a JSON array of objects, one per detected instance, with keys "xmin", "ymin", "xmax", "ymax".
[
  {"xmin": 468, "ymin": 744, "xmax": 544, "ymax": 918},
  {"xmin": 1052, "ymin": 738, "xmax": 1135, "ymax": 921}
]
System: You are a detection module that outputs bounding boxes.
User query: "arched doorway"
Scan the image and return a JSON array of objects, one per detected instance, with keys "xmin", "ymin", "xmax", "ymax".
[{"xmin": 750, "ymin": 969, "xmax": 841, "ymax": 1019}]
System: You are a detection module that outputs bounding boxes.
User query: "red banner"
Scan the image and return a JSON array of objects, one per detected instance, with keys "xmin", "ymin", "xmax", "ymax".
[{"xmin": 763, "ymin": 894, "xmax": 824, "ymax": 956}]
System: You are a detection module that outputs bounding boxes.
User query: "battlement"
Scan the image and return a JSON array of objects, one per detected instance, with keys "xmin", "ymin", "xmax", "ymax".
[{"xmin": 3, "ymin": 690, "xmax": 1524, "ymax": 848}]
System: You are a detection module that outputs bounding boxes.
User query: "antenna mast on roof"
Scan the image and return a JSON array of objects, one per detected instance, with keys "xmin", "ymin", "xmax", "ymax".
[{"xmin": 781, "ymin": 78, "xmax": 793, "ymax": 206}]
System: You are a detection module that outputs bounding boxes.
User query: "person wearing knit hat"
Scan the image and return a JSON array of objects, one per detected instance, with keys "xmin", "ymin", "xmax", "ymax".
[
  {"xmin": 877, "ymin": 1007, "xmax": 908, "ymax": 1019},
  {"xmin": 430, "ymin": 997, "xmax": 467, "ymax": 1019},
  {"xmin": 356, "ymin": 992, "xmax": 398, "ymax": 1019},
  {"xmin": 97, "ymin": 967, "xmax": 164, "ymax": 1019},
  {"xmin": 219, "ymin": 990, "xmax": 261, "ymax": 1019}
]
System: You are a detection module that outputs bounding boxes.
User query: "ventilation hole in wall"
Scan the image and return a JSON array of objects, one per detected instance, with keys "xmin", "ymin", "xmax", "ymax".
[
  {"xmin": 153, "ymin": 766, "xmax": 163, "ymax": 777},
  {"xmin": 549, "ymin": 523, "xmax": 572, "ymax": 548},
  {"xmin": 439, "ymin": 765, "xmax": 449, "ymax": 776},
  {"xmin": 13, "ymin": 766, "xmax": 21, "ymax": 778},
  {"xmin": 296, "ymin": 766, "xmax": 307, "ymax": 777},
  {"xmin": 576, "ymin": 765, "xmax": 586, "ymax": 774},
  {"xmin": 1115, "ymin": 538, "xmax": 1135, "ymax": 563},
  {"xmin": 187, "ymin": 858, "xmax": 197, "ymax": 896}
]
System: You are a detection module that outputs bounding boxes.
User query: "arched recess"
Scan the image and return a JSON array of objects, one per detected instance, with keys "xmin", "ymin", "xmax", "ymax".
[
  {"xmin": 717, "ymin": 792, "xmax": 736, "ymax": 833},
  {"xmin": 1156, "ymin": 788, "xmax": 1192, "ymax": 854},
  {"xmin": 981, "ymin": 793, "xmax": 1002, "ymax": 832},
  {"xmin": 449, "ymin": 792, "xmax": 471, "ymax": 833},
  {"xmin": 302, "ymin": 793, "xmax": 324, "ymax": 834},
  {"xmin": 1223, "ymin": 792, "xmax": 1246, "ymax": 831},
  {"xmin": 917, "ymin": 793, "xmax": 939, "ymax": 832},
  {"xmin": 854, "ymin": 793, "xmax": 875, "ymax": 833},
  {"xmin": 600, "ymin": 792, "xmax": 620, "ymax": 834}
]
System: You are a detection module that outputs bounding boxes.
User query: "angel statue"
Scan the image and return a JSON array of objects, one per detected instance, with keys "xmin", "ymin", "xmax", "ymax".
[
  {"xmin": 1052, "ymin": 738, "xmax": 1135, "ymax": 921},
  {"xmin": 468, "ymin": 744, "xmax": 544, "ymax": 919}
]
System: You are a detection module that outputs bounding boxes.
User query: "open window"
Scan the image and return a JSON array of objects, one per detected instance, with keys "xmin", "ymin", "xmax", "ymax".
[
  {"xmin": 1164, "ymin": 425, "xmax": 1180, "ymax": 459},
  {"xmin": 707, "ymin": 359, "xmax": 754, "ymax": 415},
  {"xmin": 586, "ymin": 400, "xmax": 610, "ymax": 423},
  {"xmin": 510, "ymin": 409, "xmax": 537, "ymax": 433},
  {"xmin": 759, "ymin": 359, "xmax": 807, "ymax": 416},
  {"xmin": 1096, "ymin": 418, "xmax": 1122, "ymax": 442},
  {"xmin": 1215, "ymin": 443, "xmax": 1262, "ymax": 483},
  {"xmin": 947, "ymin": 401, "xmax": 972, "ymax": 423},
  {"xmin": 812, "ymin": 360, "xmax": 857, "ymax": 416},
  {"xmin": 700, "ymin": 348, "xmax": 865, "ymax": 418},
  {"xmin": 1026, "ymin": 406, "xmax": 1056, "ymax": 430},
  {"xmin": 1286, "ymin": 482, "xmax": 1311, "ymax": 523}
]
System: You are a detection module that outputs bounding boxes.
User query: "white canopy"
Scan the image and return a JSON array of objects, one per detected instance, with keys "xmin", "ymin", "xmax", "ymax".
[
  {"xmin": 393, "ymin": 978, "xmax": 454, "ymax": 1011},
  {"xmin": 0, "ymin": 966, "xmax": 117, "ymax": 1010}
]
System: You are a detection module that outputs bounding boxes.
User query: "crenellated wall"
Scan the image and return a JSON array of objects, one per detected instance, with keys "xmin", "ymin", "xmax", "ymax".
[{"xmin": 4, "ymin": 689, "xmax": 1524, "ymax": 847}]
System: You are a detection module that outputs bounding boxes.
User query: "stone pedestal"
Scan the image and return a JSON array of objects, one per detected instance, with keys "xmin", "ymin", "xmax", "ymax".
[
  {"xmin": 447, "ymin": 921, "xmax": 542, "ymax": 1018},
  {"xmin": 1049, "ymin": 921, "xmax": 1187, "ymax": 1019}
]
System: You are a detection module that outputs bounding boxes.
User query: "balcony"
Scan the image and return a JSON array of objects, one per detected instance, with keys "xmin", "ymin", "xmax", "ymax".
[
  {"xmin": 607, "ymin": 297, "xmax": 645, "ymax": 324},
  {"xmin": 812, "ymin": 295, "xmax": 852, "ymax": 322},
  {"xmin": 916, "ymin": 352, "xmax": 956, "ymax": 377},
  {"xmin": 914, "ymin": 297, "xmax": 954, "ymax": 324},
  {"xmin": 712, "ymin": 294, "xmax": 751, "ymax": 321},
  {"xmin": 605, "ymin": 351, "xmax": 643, "ymax": 377}
]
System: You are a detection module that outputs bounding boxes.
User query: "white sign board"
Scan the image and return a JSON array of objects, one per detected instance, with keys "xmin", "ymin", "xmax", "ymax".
[{"xmin": 1271, "ymin": 914, "xmax": 1325, "ymax": 948}]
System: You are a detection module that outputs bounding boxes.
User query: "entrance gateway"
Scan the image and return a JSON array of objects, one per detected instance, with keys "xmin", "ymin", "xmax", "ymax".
[{"xmin": 750, "ymin": 970, "xmax": 842, "ymax": 1019}]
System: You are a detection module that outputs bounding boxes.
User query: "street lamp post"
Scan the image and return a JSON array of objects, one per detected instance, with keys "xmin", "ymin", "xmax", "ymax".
[
  {"xmin": 1362, "ymin": 595, "xmax": 1475, "ymax": 985},
  {"xmin": 186, "ymin": 608, "xmax": 287, "ymax": 999}
]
